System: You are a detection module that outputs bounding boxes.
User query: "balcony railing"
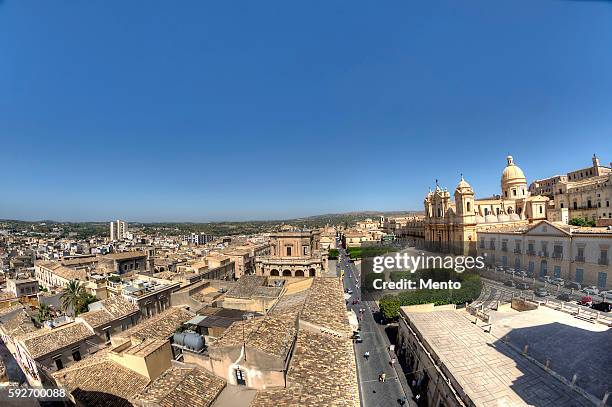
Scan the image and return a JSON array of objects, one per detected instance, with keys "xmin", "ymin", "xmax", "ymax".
[
  {"xmin": 527, "ymin": 250, "xmax": 536, "ymax": 256},
  {"xmin": 552, "ymin": 252, "xmax": 563, "ymax": 259},
  {"xmin": 514, "ymin": 249, "xmax": 522, "ymax": 254},
  {"xmin": 540, "ymin": 251, "xmax": 549, "ymax": 258},
  {"xmin": 599, "ymin": 258, "xmax": 609, "ymax": 266},
  {"xmin": 575, "ymin": 255, "xmax": 585, "ymax": 263}
]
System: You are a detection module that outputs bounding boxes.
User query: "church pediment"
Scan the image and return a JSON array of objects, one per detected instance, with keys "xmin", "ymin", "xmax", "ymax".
[{"xmin": 524, "ymin": 221, "xmax": 570, "ymax": 237}]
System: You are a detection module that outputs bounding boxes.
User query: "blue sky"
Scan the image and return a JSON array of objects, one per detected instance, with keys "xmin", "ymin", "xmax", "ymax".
[{"xmin": 1, "ymin": 1, "xmax": 611, "ymax": 222}]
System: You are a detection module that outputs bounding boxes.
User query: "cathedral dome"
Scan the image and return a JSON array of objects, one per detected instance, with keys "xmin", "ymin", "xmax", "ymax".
[{"xmin": 501, "ymin": 155, "xmax": 526, "ymax": 185}]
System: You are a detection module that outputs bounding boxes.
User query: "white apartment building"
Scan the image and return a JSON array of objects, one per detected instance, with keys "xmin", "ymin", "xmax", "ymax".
[{"xmin": 109, "ymin": 219, "xmax": 128, "ymax": 241}]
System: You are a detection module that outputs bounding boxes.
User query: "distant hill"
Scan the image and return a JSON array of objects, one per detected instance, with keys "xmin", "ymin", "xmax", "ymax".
[{"xmin": 1, "ymin": 210, "xmax": 423, "ymax": 238}]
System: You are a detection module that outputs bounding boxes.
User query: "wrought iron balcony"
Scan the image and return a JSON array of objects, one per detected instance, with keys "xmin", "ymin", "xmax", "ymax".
[
  {"xmin": 599, "ymin": 258, "xmax": 609, "ymax": 265},
  {"xmin": 574, "ymin": 255, "xmax": 585, "ymax": 263}
]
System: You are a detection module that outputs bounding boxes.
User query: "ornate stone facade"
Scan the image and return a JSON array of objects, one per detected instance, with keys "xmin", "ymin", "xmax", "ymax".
[
  {"xmin": 255, "ymin": 229, "xmax": 327, "ymax": 277},
  {"xmin": 424, "ymin": 156, "xmax": 549, "ymax": 254}
]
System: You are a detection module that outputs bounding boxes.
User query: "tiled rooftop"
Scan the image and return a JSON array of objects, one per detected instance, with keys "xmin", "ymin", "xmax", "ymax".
[
  {"xmin": 214, "ymin": 315, "xmax": 297, "ymax": 360},
  {"xmin": 300, "ymin": 278, "xmax": 352, "ymax": 336},
  {"xmin": 52, "ymin": 354, "xmax": 149, "ymax": 407},
  {"xmin": 0, "ymin": 309, "xmax": 38, "ymax": 337},
  {"xmin": 225, "ymin": 275, "xmax": 282, "ymax": 299},
  {"xmin": 251, "ymin": 330, "xmax": 359, "ymax": 407},
  {"xmin": 19, "ymin": 321, "xmax": 94, "ymax": 359},
  {"xmin": 79, "ymin": 296, "xmax": 140, "ymax": 329},
  {"xmin": 116, "ymin": 307, "xmax": 194, "ymax": 341},
  {"xmin": 132, "ymin": 366, "xmax": 226, "ymax": 407},
  {"xmin": 104, "ymin": 251, "xmax": 147, "ymax": 260}
]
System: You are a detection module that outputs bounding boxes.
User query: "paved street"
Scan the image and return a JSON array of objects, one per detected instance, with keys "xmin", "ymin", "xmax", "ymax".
[{"xmin": 336, "ymin": 242, "xmax": 412, "ymax": 407}]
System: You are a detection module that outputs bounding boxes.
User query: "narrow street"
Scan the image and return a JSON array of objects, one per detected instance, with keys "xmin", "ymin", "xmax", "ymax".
[{"xmin": 337, "ymin": 241, "xmax": 412, "ymax": 407}]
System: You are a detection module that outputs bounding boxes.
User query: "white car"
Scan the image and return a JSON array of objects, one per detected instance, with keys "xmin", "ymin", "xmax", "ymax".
[
  {"xmin": 582, "ymin": 287, "xmax": 599, "ymax": 295},
  {"xmin": 600, "ymin": 290, "xmax": 612, "ymax": 299}
]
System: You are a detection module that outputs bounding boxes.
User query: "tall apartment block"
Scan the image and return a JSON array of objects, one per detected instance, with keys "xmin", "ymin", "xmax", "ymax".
[{"xmin": 109, "ymin": 219, "xmax": 128, "ymax": 241}]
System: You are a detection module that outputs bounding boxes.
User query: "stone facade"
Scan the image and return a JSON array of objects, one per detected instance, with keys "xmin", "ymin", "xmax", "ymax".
[{"xmin": 424, "ymin": 156, "xmax": 549, "ymax": 255}]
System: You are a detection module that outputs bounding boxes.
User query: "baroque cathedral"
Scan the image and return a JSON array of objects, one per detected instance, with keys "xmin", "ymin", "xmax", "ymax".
[{"xmin": 424, "ymin": 156, "xmax": 549, "ymax": 255}]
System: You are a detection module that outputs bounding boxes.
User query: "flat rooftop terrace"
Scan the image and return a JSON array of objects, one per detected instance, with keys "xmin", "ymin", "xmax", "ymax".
[
  {"xmin": 489, "ymin": 306, "xmax": 612, "ymax": 402},
  {"xmin": 402, "ymin": 307, "xmax": 594, "ymax": 407}
]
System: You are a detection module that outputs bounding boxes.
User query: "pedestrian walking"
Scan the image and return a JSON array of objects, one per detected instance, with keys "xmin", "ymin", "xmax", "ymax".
[
  {"xmin": 364, "ymin": 351, "xmax": 370, "ymax": 360},
  {"xmin": 381, "ymin": 372, "xmax": 386, "ymax": 382}
]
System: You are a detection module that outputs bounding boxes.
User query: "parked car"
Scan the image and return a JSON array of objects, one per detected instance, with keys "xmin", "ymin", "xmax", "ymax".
[
  {"xmin": 535, "ymin": 288, "xmax": 549, "ymax": 297},
  {"xmin": 582, "ymin": 287, "xmax": 599, "ymax": 296},
  {"xmin": 577, "ymin": 296, "xmax": 593, "ymax": 307},
  {"xmin": 495, "ymin": 266, "xmax": 504, "ymax": 272},
  {"xmin": 551, "ymin": 278, "xmax": 565, "ymax": 286},
  {"xmin": 601, "ymin": 291, "xmax": 612, "ymax": 300},
  {"xmin": 557, "ymin": 293, "xmax": 571, "ymax": 302},
  {"xmin": 345, "ymin": 288, "xmax": 353, "ymax": 295},
  {"xmin": 564, "ymin": 281, "xmax": 581, "ymax": 290},
  {"xmin": 504, "ymin": 280, "xmax": 515, "ymax": 287},
  {"xmin": 516, "ymin": 271, "xmax": 528, "ymax": 278},
  {"xmin": 539, "ymin": 276, "xmax": 552, "ymax": 283},
  {"xmin": 516, "ymin": 282, "xmax": 530, "ymax": 290},
  {"xmin": 592, "ymin": 302, "xmax": 612, "ymax": 312}
]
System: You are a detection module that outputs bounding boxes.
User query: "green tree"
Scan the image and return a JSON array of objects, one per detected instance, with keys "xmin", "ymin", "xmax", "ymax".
[
  {"xmin": 569, "ymin": 217, "xmax": 596, "ymax": 227},
  {"xmin": 328, "ymin": 249, "xmax": 339, "ymax": 260},
  {"xmin": 379, "ymin": 296, "xmax": 401, "ymax": 320},
  {"xmin": 60, "ymin": 280, "xmax": 97, "ymax": 316},
  {"xmin": 37, "ymin": 303, "xmax": 52, "ymax": 323}
]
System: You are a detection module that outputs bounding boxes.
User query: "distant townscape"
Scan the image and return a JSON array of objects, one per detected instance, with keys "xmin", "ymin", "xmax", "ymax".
[{"xmin": 0, "ymin": 154, "xmax": 610, "ymax": 407}]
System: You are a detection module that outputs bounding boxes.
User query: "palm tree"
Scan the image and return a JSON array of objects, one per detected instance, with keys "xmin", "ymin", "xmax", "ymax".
[
  {"xmin": 37, "ymin": 303, "xmax": 52, "ymax": 323},
  {"xmin": 60, "ymin": 280, "xmax": 85, "ymax": 315}
]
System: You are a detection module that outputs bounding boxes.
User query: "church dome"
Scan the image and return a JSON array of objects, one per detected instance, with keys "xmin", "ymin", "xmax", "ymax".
[
  {"xmin": 501, "ymin": 155, "xmax": 526, "ymax": 185},
  {"xmin": 455, "ymin": 175, "xmax": 473, "ymax": 192}
]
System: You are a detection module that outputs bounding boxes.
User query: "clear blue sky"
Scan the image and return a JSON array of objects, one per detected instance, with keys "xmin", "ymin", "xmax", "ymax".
[{"xmin": 1, "ymin": 1, "xmax": 611, "ymax": 222}]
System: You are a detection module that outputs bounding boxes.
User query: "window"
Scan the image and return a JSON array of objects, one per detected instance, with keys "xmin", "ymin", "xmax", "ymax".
[
  {"xmin": 607, "ymin": 200, "xmax": 610, "ymax": 207},
  {"xmin": 72, "ymin": 349, "xmax": 81, "ymax": 361},
  {"xmin": 575, "ymin": 269, "xmax": 584, "ymax": 283},
  {"xmin": 466, "ymin": 202, "xmax": 471, "ymax": 212},
  {"xmin": 479, "ymin": 239, "xmax": 485, "ymax": 249},
  {"xmin": 560, "ymin": 203, "xmax": 564, "ymax": 208},
  {"xmin": 286, "ymin": 247, "xmax": 292, "ymax": 256},
  {"xmin": 235, "ymin": 369, "xmax": 246, "ymax": 386},
  {"xmin": 484, "ymin": 208, "xmax": 489, "ymax": 216},
  {"xmin": 539, "ymin": 206, "xmax": 543, "ymax": 214},
  {"xmin": 54, "ymin": 357, "xmax": 64, "ymax": 371},
  {"xmin": 104, "ymin": 328, "xmax": 111, "ymax": 344},
  {"xmin": 496, "ymin": 208, "xmax": 500, "ymax": 215},
  {"xmin": 512, "ymin": 189, "xmax": 517, "ymax": 197},
  {"xmin": 303, "ymin": 246, "xmax": 308, "ymax": 256},
  {"xmin": 597, "ymin": 272, "xmax": 607, "ymax": 289},
  {"xmin": 573, "ymin": 201, "xmax": 578, "ymax": 210},
  {"xmin": 587, "ymin": 200, "xmax": 592, "ymax": 208}
]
